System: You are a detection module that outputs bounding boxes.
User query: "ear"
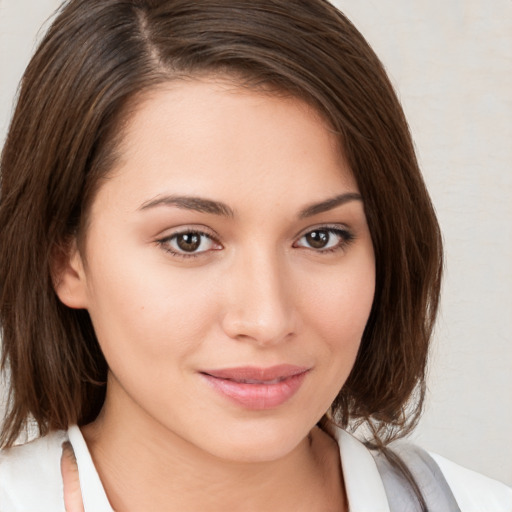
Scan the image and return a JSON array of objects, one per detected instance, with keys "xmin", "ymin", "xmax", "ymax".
[{"xmin": 51, "ymin": 239, "xmax": 89, "ymax": 309}]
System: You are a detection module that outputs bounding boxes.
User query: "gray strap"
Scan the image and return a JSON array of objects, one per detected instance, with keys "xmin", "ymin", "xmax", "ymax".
[{"xmin": 372, "ymin": 443, "xmax": 461, "ymax": 512}]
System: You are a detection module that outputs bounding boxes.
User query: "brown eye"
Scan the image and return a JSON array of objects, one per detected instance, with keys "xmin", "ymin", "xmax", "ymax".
[
  {"xmin": 305, "ymin": 230, "xmax": 330, "ymax": 249},
  {"xmin": 176, "ymin": 233, "xmax": 201, "ymax": 252}
]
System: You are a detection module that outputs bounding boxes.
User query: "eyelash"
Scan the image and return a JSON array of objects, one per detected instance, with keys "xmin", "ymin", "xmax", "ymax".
[
  {"xmin": 157, "ymin": 229, "xmax": 221, "ymax": 259},
  {"xmin": 156, "ymin": 225, "xmax": 355, "ymax": 259},
  {"xmin": 293, "ymin": 226, "xmax": 355, "ymax": 254}
]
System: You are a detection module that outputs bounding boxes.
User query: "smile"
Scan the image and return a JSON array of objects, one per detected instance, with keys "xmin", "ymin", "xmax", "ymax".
[{"xmin": 200, "ymin": 365, "xmax": 310, "ymax": 410}]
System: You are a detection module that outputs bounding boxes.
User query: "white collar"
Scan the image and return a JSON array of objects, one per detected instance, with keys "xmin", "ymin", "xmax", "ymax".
[
  {"xmin": 67, "ymin": 425, "xmax": 113, "ymax": 512},
  {"xmin": 332, "ymin": 426, "xmax": 391, "ymax": 512}
]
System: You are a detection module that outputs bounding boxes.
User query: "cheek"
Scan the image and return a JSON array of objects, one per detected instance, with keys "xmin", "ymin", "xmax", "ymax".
[
  {"xmin": 298, "ymin": 253, "xmax": 375, "ymax": 399},
  {"xmin": 84, "ymin": 245, "xmax": 222, "ymax": 363},
  {"xmin": 287, "ymin": 258, "xmax": 375, "ymax": 420},
  {"xmin": 301, "ymin": 261, "xmax": 375, "ymax": 343},
  {"xmin": 321, "ymin": 282, "xmax": 374, "ymax": 342}
]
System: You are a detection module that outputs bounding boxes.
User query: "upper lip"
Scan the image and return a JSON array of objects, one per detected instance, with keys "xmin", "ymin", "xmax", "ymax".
[{"xmin": 200, "ymin": 365, "xmax": 309, "ymax": 383}]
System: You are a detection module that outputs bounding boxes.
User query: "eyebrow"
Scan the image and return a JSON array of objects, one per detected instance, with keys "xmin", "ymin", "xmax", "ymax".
[
  {"xmin": 139, "ymin": 195, "xmax": 235, "ymax": 217},
  {"xmin": 298, "ymin": 192, "xmax": 362, "ymax": 218},
  {"xmin": 138, "ymin": 192, "xmax": 362, "ymax": 219}
]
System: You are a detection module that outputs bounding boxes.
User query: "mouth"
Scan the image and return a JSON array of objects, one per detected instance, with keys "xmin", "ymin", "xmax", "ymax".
[{"xmin": 200, "ymin": 365, "xmax": 310, "ymax": 410}]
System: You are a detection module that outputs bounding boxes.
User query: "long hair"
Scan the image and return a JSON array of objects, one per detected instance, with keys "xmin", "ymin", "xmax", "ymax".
[{"xmin": 0, "ymin": 0, "xmax": 442, "ymax": 457}]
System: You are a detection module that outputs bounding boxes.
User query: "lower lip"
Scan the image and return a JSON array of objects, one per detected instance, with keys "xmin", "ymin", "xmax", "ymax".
[{"xmin": 201, "ymin": 371, "xmax": 308, "ymax": 410}]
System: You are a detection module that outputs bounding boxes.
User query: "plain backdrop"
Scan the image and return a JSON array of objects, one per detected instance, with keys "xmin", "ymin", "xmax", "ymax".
[{"xmin": 1, "ymin": 0, "xmax": 511, "ymax": 486}]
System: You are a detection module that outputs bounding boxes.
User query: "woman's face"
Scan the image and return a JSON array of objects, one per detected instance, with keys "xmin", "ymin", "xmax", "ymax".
[{"xmin": 61, "ymin": 78, "xmax": 375, "ymax": 462}]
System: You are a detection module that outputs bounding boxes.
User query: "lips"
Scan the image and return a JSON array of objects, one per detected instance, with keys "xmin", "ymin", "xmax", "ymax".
[{"xmin": 200, "ymin": 365, "xmax": 309, "ymax": 410}]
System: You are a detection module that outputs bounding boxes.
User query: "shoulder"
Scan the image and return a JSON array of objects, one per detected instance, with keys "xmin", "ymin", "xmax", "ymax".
[
  {"xmin": 430, "ymin": 452, "xmax": 512, "ymax": 512},
  {"xmin": 0, "ymin": 430, "xmax": 67, "ymax": 512}
]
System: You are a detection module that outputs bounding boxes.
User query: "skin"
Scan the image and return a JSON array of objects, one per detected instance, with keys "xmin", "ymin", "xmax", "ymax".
[
  {"xmin": 56, "ymin": 77, "xmax": 376, "ymax": 511},
  {"xmin": 61, "ymin": 443, "xmax": 84, "ymax": 512}
]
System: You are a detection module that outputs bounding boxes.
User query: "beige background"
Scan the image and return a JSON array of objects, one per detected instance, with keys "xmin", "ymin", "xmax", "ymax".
[{"xmin": 1, "ymin": 0, "xmax": 511, "ymax": 486}]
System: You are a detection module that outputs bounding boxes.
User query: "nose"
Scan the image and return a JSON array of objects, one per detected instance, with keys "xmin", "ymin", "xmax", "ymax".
[{"xmin": 220, "ymin": 248, "xmax": 297, "ymax": 346}]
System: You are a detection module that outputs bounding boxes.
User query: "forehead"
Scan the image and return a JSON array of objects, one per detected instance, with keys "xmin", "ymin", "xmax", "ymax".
[{"xmin": 96, "ymin": 77, "xmax": 358, "ymax": 215}]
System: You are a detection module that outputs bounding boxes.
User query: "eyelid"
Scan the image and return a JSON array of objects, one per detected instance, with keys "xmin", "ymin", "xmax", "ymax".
[
  {"xmin": 156, "ymin": 223, "xmax": 219, "ymax": 239},
  {"xmin": 293, "ymin": 223, "xmax": 351, "ymax": 240}
]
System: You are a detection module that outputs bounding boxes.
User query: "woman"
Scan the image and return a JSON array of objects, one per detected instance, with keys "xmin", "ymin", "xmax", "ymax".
[{"xmin": 0, "ymin": 0, "xmax": 510, "ymax": 510}]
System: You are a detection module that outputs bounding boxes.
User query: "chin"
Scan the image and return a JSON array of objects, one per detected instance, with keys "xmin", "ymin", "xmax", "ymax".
[{"xmin": 194, "ymin": 417, "xmax": 312, "ymax": 464}]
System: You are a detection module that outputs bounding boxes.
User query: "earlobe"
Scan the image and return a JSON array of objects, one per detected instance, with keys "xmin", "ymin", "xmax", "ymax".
[{"xmin": 51, "ymin": 240, "xmax": 89, "ymax": 309}]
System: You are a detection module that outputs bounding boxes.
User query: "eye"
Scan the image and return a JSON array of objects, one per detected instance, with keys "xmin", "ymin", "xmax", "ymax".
[
  {"xmin": 158, "ymin": 230, "xmax": 221, "ymax": 257},
  {"xmin": 294, "ymin": 227, "xmax": 354, "ymax": 252}
]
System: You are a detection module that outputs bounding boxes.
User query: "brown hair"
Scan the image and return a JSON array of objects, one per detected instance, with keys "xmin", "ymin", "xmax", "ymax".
[{"xmin": 0, "ymin": 0, "xmax": 442, "ymax": 462}]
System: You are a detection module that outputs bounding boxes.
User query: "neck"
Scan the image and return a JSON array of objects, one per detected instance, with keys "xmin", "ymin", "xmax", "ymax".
[{"xmin": 82, "ymin": 381, "xmax": 346, "ymax": 512}]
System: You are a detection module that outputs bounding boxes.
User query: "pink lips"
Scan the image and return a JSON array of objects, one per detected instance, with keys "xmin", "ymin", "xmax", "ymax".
[{"xmin": 200, "ymin": 365, "xmax": 309, "ymax": 410}]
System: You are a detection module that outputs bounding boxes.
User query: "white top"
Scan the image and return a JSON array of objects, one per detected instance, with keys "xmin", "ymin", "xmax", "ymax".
[{"xmin": 0, "ymin": 425, "xmax": 511, "ymax": 511}]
